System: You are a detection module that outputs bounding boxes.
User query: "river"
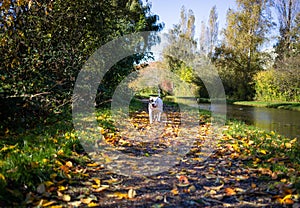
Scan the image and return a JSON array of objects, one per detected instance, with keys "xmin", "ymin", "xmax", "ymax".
[{"xmin": 198, "ymin": 103, "xmax": 300, "ymax": 139}]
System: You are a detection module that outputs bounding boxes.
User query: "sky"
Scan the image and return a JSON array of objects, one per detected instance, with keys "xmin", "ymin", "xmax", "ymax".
[{"xmin": 144, "ymin": 0, "xmax": 237, "ymax": 38}]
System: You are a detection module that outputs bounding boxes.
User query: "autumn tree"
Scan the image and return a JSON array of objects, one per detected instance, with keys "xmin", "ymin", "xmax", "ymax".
[{"xmin": 212, "ymin": 0, "xmax": 273, "ymax": 100}]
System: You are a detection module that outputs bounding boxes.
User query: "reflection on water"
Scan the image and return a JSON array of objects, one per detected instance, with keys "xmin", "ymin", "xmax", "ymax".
[{"xmin": 199, "ymin": 103, "xmax": 300, "ymax": 139}]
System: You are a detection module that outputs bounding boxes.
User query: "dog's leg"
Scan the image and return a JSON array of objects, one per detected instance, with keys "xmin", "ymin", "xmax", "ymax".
[
  {"xmin": 157, "ymin": 112, "xmax": 161, "ymax": 122},
  {"xmin": 149, "ymin": 111, "xmax": 153, "ymax": 124}
]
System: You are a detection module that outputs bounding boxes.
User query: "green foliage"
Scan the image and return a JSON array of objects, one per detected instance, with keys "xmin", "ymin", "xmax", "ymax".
[
  {"xmin": 212, "ymin": 0, "xmax": 273, "ymax": 100},
  {"xmin": 254, "ymin": 56, "xmax": 300, "ymax": 102},
  {"xmin": 0, "ymin": 0, "xmax": 163, "ymax": 130}
]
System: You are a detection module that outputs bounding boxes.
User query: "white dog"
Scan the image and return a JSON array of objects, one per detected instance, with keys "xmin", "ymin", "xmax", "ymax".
[{"xmin": 148, "ymin": 96, "xmax": 163, "ymax": 124}]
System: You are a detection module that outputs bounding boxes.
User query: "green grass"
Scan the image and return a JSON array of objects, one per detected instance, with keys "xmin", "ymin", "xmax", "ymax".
[
  {"xmin": 0, "ymin": 110, "xmax": 86, "ymax": 204},
  {"xmin": 234, "ymin": 101, "xmax": 300, "ymax": 111},
  {"xmin": 221, "ymin": 119, "xmax": 300, "ymax": 186}
]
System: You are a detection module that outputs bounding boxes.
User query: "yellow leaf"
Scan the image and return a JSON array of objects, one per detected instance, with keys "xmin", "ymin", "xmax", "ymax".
[
  {"xmin": 65, "ymin": 161, "xmax": 73, "ymax": 168},
  {"xmin": 41, "ymin": 200, "xmax": 56, "ymax": 207},
  {"xmin": 107, "ymin": 192, "xmax": 128, "ymax": 199},
  {"xmin": 44, "ymin": 181, "xmax": 54, "ymax": 187},
  {"xmin": 171, "ymin": 188, "xmax": 179, "ymax": 195},
  {"xmin": 87, "ymin": 202, "xmax": 99, "ymax": 207},
  {"xmin": 281, "ymin": 178, "xmax": 287, "ymax": 183},
  {"xmin": 92, "ymin": 185, "xmax": 100, "ymax": 189},
  {"xmin": 87, "ymin": 163, "xmax": 99, "ymax": 167},
  {"xmin": 57, "ymin": 149, "xmax": 64, "ymax": 155},
  {"xmin": 92, "ymin": 178, "xmax": 101, "ymax": 185},
  {"xmin": 43, "ymin": 159, "xmax": 49, "ymax": 163},
  {"xmin": 80, "ymin": 198, "xmax": 93, "ymax": 204},
  {"xmin": 58, "ymin": 186, "xmax": 67, "ymax": 191},
  {"xmin": 285, "ymin": 142, "xmax": 292, "ymax": 149},
  {"xmin": 280, "ymin": 194, "xmax": 293, "ymax": 204},
  {"xmin": 0, "ymin": 173, "xmax": 5, "ymax": 181},
  {"xmin": 55, "ymin": 160, "xmax": 63, "ymax": 166},
  {"xmin": 62, "ymin": 194, "xmax": 71, "ymax": 202},
  {"xmin": 260, "ymin": 149, "xmax": 267, "ymax": 155}
]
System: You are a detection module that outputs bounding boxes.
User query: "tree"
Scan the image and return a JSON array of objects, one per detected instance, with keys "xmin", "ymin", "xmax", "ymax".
[
  {"xmin": 208, "ymin": 6, "xmax": 219, "ymax": 56},
  {"xmin": 212, "ymin": 0, "xmax": 273, "ymax": 100},
  {"xmin": 199, "ymin": 20, "xmax": 209, "ymax": 55},
  {"xmin": 198, "ymin": 6, "xmax": 219, "ymax": 57},
  {"xmin": 0, "ymin": 0, "xmax": 163, "ymax": 130},
  {"xmin": 274, "ymin": 0, "xmax": 300, "ymax": 63},
  {"xmin": 162, "ymin": 6, "xmax": 197, "ymax": 83}
]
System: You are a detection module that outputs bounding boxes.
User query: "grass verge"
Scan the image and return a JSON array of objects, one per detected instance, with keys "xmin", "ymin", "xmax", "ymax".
[{"xmin": 234, "ymin": 101, "xmax": 300, "ymax": 111}]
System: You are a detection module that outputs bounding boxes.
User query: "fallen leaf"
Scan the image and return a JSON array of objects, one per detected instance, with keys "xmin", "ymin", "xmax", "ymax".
[
  {"xmin": 47, "ymin": 205, "xmax": 63, "ymax": 208},
  {"xmin": 188, "ymin": 185, "xmax": 196, "ymax": 193},
  {"xmin": 128, "ymin": 188, "xmax": 136, "ymax": 199},
  {"xmin": 203, "ymin": 183, "xmax": 224, "ymax": 191},
  {"xmin": 260, "ymin": 149, "xmax": 267, "ymax": 154},
  {"xmin": 107, "ymin": 192, "xmax": 128, "ymax": 199},
  {"xmin": 65, "ymin": 161, "xmax": 73, "ymax": 168},
  {"xmin": 81, "ymin": 197, "xmax": 93, "ymax": 204},
  {"xmin": 177, "ymin": 175, "xmax": 189, "ymax": 185},
  {"xmin": 87, "ymin": 202, "xmax": 99, "ymax": 207},
  {"xmin": 44, "ymin": 181, "xmax": 54, "ymax": 187},
  {"xmin": 68, "ymin": 201, "xmax": 82, "ymax": 207},
  {"xmin": 93, "ymin": 185, "xmax": 109, "ymax": 193},
  {"xmin": 41, "ymin": 200, "xmax": 56, "ymax": 207},
  {"xmin": 58, "ymin": 185, "xmax": 67, "ymax": 191},
  {"xmin": 171, "ymin": 188, "xmax": 179, "ymax": 195},
  {"xmin": 62, "ymin": 194, "xmax": 71, "ymax": 202},
  {"xmin": 92, "ymin": 178, "xmax": 101, "ymax": 185},
  {"xmin": 225, "ymin": 187, "xmax": 236, "ymax": 196},
  {"xmin": 87, "ymin": 163, "xmax": 99, "ymax": 167}
]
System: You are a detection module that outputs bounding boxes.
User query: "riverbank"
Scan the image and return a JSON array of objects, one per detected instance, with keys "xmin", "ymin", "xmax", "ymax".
[{"xmin": 233, "ymin": 101, "xmax": 300, "ymax": 111}]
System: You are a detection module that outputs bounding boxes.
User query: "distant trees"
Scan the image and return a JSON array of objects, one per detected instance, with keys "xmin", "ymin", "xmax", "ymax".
[
  {"xmin": 162, "ymin": 6, "xmax": 197, "ymax": 84},
  {"xmin": 161, "ymin": 0, "xmax": 300, "ymax": 102},
  {"xmin": 274, "ymin": 0, "xmax": 300, "ymax": 62},
  {"xmin": 212, "ymin": 0, "xmax": 274, "ymax": 100},
  {"xmin": 199, "ymin": 6, "xmax": 219, "ymax": 57}
]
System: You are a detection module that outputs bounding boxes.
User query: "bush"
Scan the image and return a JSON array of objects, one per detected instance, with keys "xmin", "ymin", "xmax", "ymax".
[{"xmin": 254, "ymin": 69, "xmax": 300, "ymax": 102}]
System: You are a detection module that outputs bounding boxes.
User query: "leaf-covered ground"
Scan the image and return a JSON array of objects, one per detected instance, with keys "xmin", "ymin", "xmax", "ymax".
[{"xmin": 1, "ymin": 99, "xmax": 299, "ymax": 207}]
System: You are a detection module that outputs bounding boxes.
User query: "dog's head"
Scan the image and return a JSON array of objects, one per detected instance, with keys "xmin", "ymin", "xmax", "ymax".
[{"xmin": 149, "ymin": 96, "xmax": 159, "ymax": 108}]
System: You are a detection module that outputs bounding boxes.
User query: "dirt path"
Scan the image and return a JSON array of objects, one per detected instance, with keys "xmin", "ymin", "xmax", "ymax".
[{"xmin": 26, "ymin": 100, "xmax": 296, "ymax": 207}]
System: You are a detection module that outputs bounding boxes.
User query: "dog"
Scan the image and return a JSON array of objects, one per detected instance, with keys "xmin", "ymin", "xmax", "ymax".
[{"xmin": 148, "ymin": 96, "xmax": 163, "ymax": 124}]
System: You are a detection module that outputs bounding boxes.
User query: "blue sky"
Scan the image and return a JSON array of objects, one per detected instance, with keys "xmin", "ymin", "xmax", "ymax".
[{"xmin": 144, "ymin": 0, "xmax": 237, "ymax": 37}]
